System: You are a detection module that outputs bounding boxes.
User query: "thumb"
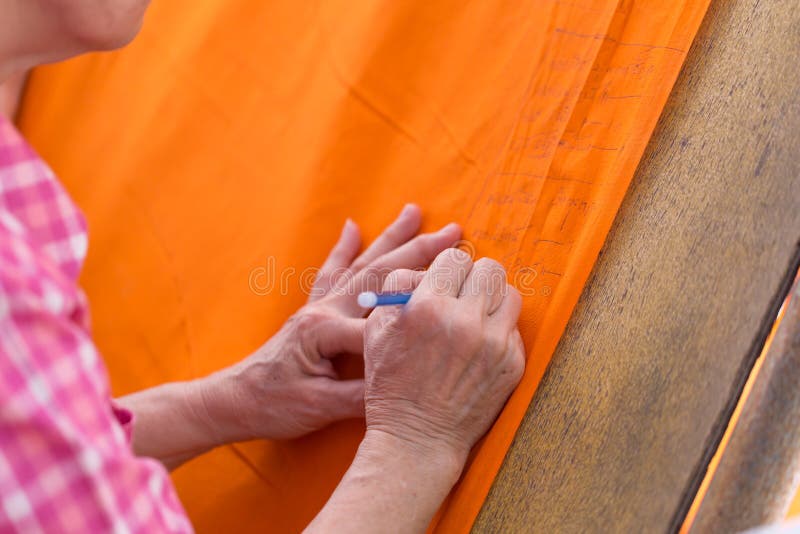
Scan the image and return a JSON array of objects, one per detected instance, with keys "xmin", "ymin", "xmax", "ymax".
[
  {"xmin": 316, "ymin": 316, "xmax": 365, "ymax": 357},
  {"xmin": 319, "ymin": 378, "xmax": 365, "ymax": 421}
]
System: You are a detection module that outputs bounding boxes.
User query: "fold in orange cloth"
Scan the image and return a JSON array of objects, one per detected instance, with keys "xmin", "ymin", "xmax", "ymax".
[{"xmin": 19, "ymin": 0, "xmax": 709, "ymax": 531}]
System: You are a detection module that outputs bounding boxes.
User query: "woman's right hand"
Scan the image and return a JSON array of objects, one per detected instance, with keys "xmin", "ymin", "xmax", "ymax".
[
  {"xmin": 308, "ymin": 248, "xmax": 526, "ymax": 533},
  {"xmin": 363, "ymin": 248, "xmax": 526, "ymax": 469}
]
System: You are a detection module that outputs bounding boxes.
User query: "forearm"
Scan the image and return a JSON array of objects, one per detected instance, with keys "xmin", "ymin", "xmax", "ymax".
[
  {"xmin": 307, "ymin": 429, "xmax": 464, "ymax": 533},
  {"xmin": 117, "ymin": 375, "xmax": 233, "ymax": 470}
]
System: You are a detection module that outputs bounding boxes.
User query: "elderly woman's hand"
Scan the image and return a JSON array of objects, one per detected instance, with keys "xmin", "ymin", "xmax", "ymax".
[
  {"xmin": 307, "ymin": 248, "xmax": 525, "ymax": 533},
  {"xmin": 363, "ymin": 249, "xmax": 525, "ymax": 465},
  {"xmin": 197, "ymin": 205, "xmax": 462, "ymax": 442}
]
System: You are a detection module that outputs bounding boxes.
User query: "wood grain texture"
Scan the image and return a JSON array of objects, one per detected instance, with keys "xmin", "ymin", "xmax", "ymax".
[
  {"xmin": 474, "ymin": 0, "xmax": 800, "ymax": 532},
  {"xmin": 691, "ymin": 278, "xmax": 800, "ymax": 533}
]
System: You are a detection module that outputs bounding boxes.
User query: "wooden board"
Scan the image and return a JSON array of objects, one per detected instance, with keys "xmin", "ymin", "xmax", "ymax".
[{"xmin": 474, "ymin": 0, "xmax": 800, "ymax": 531}]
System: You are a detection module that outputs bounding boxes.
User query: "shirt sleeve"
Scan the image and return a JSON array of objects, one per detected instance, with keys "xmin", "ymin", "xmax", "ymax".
[{"xmin": 0, "ymin": 212, "xmax": 193, "ymax": 533}]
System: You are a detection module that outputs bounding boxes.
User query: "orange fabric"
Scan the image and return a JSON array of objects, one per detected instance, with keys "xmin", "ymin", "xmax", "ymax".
[
  {"xmin": 18, "ymin": 1, "xmax": 709, "ymax": 531},
  {"xmin": 791, "ymin": 492, "xmax": 800, "ymax": 518}
]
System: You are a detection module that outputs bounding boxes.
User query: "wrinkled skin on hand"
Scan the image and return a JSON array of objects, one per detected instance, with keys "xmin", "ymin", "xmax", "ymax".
[
  {"xmin": 364, "ymin": 249, "xmax": 526, "ymax": 464},
  {"xmin": 202, "ymin": 205, "xmax": 463, "ymax": 441}
]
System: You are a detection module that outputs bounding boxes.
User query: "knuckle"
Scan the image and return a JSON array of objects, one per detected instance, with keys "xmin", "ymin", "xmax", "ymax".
[
  {"xmin": 506, "ymin": 335, "xmax": 526, "ymax": 384},
  {"xmin": 506, "ymin": 355, "xmax": 525, "ymax": 386},
  {"xmin": 289, "ymin": 307, "xmax": 327, "ymax": 334},
  {"xmin": 509, "ymin": 284, "xmax": 523, "ymax": 307},
  {"xmin": 472, "ymin": 258, "xmax": 507, "ymax": 295},
  {"xmin": 489, "ymin": 259, "xmax": 509, "ymax": 283},
  {"xmin": 439, "ymin": 247, "xmax": 472, "ymax": 266},
  {"xmin": 506, "ymin": 284, "xmax": 521, "ymax": 304},
  {"xmin": 484, "ymin": 331, "xmax": 509, "ymax": 359},
  {"xmin": 474, "ymin": 257, "xmax": 505, "ymax": 274}
]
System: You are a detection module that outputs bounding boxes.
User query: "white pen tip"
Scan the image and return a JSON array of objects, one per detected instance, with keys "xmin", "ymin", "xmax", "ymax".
[{"xmin": 358, "ymin": 291, "xmax": 378, "ymax": 308}]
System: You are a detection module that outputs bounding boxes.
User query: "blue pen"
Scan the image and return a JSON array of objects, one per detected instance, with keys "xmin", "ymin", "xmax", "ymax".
[{"xmin": 357, "ymin": 291, "xmax": 412, "ymax": 308}]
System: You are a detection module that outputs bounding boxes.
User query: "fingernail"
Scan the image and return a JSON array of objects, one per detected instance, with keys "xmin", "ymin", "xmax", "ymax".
[
  {"xmin": 400, "ymin": 203, "xmax": 416, "ymax": 217},
  {"xmin": 438, "ymin": 222, "xmax": 461, "ymax": 235},
  {"xmin": 341, "ymin": 218, "xmax": 354, "ymax": 235}
]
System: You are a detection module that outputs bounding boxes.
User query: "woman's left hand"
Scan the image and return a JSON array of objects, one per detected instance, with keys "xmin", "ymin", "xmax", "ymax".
[{"xmin": 195, "ymin": 204, "xmax": 461, "ymax": 442}]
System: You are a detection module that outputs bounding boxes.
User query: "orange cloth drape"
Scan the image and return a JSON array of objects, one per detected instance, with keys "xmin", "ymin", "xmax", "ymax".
[{"xmin": 18, "ymin": 1, "xmax": 709, "ymax": 531}]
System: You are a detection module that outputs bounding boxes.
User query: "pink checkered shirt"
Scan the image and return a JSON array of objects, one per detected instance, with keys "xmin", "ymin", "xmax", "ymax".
[{"xmin": 0, "ymin": 116, "xmax": 192, "ymax": 532}]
